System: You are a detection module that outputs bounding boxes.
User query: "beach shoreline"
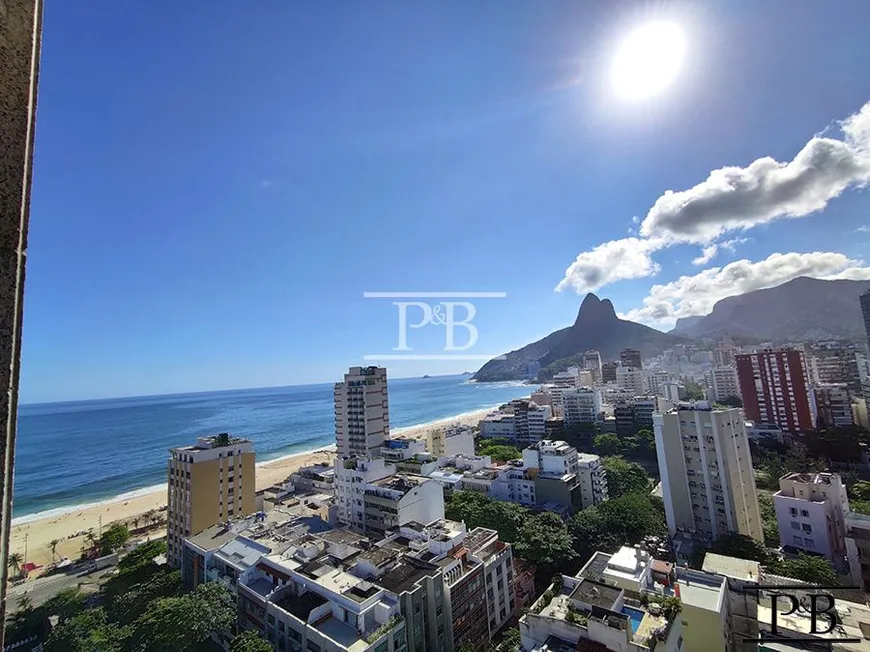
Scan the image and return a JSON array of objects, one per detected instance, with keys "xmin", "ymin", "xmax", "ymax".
[{"xmin": 10, "ymin": 404, "xmax": 504, "ymax": 569}]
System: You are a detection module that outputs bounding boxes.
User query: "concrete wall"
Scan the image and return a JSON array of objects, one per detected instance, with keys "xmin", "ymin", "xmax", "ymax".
[{"xmin": 0, "ymin": 0, "xmax": 42, "ymax": 639}]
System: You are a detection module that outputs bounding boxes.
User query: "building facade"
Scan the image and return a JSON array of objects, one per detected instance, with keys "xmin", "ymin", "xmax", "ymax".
[
  {"xmin": 601, "ymin": 361, "xmax": 619, "ymax": 383},
  {"xmin": 810, "ymin": 383, "xmax": 855, "ymax": 429},
  {"xmin": 773, "ymin": 472, "xmax": 849, "ymax": 568},
  {"xmin": 616, "ymin": 366, "xmax": 647, "ymax": 395},
  {"xmin": 167, "ymin": 433, "xmax": 256, "ymax": 567},
  {"xmin": 560, "ymin": 387, "xmax": 601, "ymax": 427},
  {"xmin": 654, "ymin": 403, "xmax": 764, "ymax": 543},
  {"xmin": 335, "ymin": 366, "xmax": 390, "ymax": 457},
  {"xmin": 710, "ymin": 366, "xmax": 739, "ymax": 402},
  {"xmin": 736, "ymin": 349, "xmax": 813, "ymax": 435},
  {"xmin": 620, "ymin": 348, "xmax": 643, "ymax": 370}
]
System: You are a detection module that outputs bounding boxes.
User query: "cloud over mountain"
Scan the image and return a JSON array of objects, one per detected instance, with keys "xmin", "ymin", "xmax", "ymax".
[{"xmin": 557, "ymin": 101, "xmax": 870, "ymax": 294}]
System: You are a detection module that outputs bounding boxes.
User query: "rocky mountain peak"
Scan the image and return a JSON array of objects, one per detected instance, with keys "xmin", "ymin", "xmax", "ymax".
[{"xmin": 573, "ymin": 293, "xmax": 618, "ymax": 328}]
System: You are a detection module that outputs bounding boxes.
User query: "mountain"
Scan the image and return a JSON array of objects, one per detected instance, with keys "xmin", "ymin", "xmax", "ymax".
[
  {"xmin": 473, "ymin": 294, "xmax": 684, "ymax": 382},
  {"xmin": 671, "ymin": 316, "xmax": 703, "ymax": 334},
  {"xmin": 677, "ymin": 276, "xmax": 870, "ymax": 341}
]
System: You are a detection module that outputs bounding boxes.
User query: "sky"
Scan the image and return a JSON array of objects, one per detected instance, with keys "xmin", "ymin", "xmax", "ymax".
[{"xmin": 21, "ymin": 0, "xmax": 870, "ymax": 403}]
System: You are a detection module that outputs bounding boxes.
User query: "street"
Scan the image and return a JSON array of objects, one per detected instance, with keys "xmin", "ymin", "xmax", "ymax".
[{"xmin": 7, "ymin": 566, "xmax": 114, "ymax": 611}]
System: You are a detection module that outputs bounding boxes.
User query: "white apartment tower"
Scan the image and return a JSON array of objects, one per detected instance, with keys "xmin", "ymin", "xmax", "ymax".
[
  {"xmin": 710, "ymin": 366, "xmax": 740, "ymax": 402},
  {"xmin": 334, "ymin": 366, "xmax": 390, "ymax": 456},
  {"xmin": 560, "ymin": 387, "xmax": 602, "ymax": 426},
  {"xmin": 616, "ymin": 365, "xmax": 647, "ymax": 395},
  {"xmin": 654, "ymin": 403, "xmax": 764, "ymax": 543},
  {"xmin": 774, "ymin": 472, "xmax": 849, "ymax": 567}
]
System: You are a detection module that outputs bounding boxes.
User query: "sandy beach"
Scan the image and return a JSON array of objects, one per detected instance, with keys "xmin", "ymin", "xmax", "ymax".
[{"xmin": 10, "ymin": 407, "xmax": 495, "ymax": 570}]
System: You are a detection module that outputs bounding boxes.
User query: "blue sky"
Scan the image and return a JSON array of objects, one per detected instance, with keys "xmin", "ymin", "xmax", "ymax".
[{"xmin": 22, "ymin": 1, "xmax": 870, "ymax": 402}]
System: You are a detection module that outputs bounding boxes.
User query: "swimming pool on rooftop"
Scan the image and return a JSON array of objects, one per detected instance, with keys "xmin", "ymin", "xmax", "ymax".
[{"xmin": 621, "ymin": 605, "xmax": 645, "ymax": 634}]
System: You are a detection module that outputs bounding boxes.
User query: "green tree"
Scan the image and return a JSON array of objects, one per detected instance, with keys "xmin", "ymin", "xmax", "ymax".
[
  {"xmin": 708, "ymin": 533, "xmax": 771, "ymax": 564},
  {"xmin": 634, "ymin": 429, "xmax": 656, "ymax": 454},
  {"xmin": 593, "ymin": 433, "xmax": 624, "ymax": 457},
  {"xmin": 49, "ymin": 538, "xmax": 60, "ymax": 562},
  {"xmin": 757, "ymin": 494, "xmax": 780, "ymax": 547},
  {"xmin": 498, "ymin": 628, "xmax": 521, "ymax": 651},
  {"xmin": 7, "ymin": 551, "xmax": 23, "ymax": 578},
  {"xmin": 130, "ymin": 580, "xmax": 235, "ymax": 651},
  {"xmin": 107, "ymin": 568, "xmax": 183, "ymax": 626},
  {"xmin": 718, "ymin": 395, "xmax": 743, "ymax": 408},
  {"xmin": 602, "ymin": 456, "xmax": 650, "ymax": 498},
  {"xmin": 515, "ymin": 512, "xmax": 575, "ymax": 572},
  {"xmin": 43, "ymin": 608, "xmax": 129, "ymax": 652},
  {"xmin": 768, "ymin": 553, "xmax": 839, "ymax": 585},
  {"xmin": 43, "ymin": 588, "xmax": 88, "ymax": 624},
  {"xmin": 100, "ymin": 523, "xmax": 130, "ymax": 555},
  {"xmin": 445, "ymin": 491, "xmax": 528, "ymax": 543},
  {"xmin": 231, "ymin": 630, "xmax": 274, "ymax": 652},
  {"xmin": 851, "ymin": 500, "xmax": 870, "ymax": 516},
  {"xmin": 477, "ymin": 439, "xmax": 522, "ymax": 461},
  {"xmin": 570, "ymin": 493, "xmax": 666, "ymax": 562},
  {"xmin": 851, "ymin": 481, "xmax": 870, "ymax": 502}
]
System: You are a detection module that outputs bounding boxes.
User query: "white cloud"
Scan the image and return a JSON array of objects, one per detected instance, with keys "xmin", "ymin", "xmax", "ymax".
[
  {"xmin": 856, "ymin": 226, "xmax": 870, "ymax": 233},
  {"xmin": 555, "ymin": 237, "xmax": 661, "ymax": 293},
  {"xmin": 260, "ymin": 179, "xmax": 274, "ymax": 187},
  {"xmin": 620, "ymin": 251, "xmax": 870, "ymax": 326},
  {"xmin": 639, "ymin": 102, "xmax": 870, "ymax": 244},
  {"xmin": 692, "ymin": 245, "xmax": 718, "ymax": 266},
  {"xmin": 556, "ymin": 101, "xmax": 870, "ymax": 294}
]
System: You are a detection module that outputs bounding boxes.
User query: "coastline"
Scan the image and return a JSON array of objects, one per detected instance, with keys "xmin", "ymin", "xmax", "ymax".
[{"xmin": 10, "ymin": 404, "xmax": 502, "ymax": 568}]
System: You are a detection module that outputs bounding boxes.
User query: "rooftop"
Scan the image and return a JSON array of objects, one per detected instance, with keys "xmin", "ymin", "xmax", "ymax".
[
  {"xmin": 780, "ymin": 471, "xmax": 838, "ymax": 485},
  {"xmin": 378, "ymin": 557, "xmax": 439, "ymax": 594},
  {"xmin": 275, "ymin": 590, "xmax": 329, "ymax": 622},
  {"xmin": 569, "ymin": 578, "xmax": 623, "ymax": 610},
  {"xmin": 702, "ymin": 552, "xmax": 761, "ymax": 581}
]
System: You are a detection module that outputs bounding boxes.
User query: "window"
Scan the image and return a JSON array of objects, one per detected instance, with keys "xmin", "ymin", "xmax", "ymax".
[
  {"xmin": 801, "ymin": 509, "xmax": 810, "ymax": 517},
  {"xmin": 802, "ymin": 523, "xmax": 812, "ymax": 533},
  {"xmin": 804, "ymin": 538, "xmax": 815, "ymax": 549},
  {"xmin": 789, "ymin": 507, "xmax": 798, "ymax": 516},
  {"xmin": 791, "ymin": 521, "xmax": 800, "ymax": 530},
  {"xmin": 793, "ymin": 535, "xmax": 803, "ymax": 545}
]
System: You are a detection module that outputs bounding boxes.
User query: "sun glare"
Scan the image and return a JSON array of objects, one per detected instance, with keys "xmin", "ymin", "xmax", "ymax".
[{"xmin": 611, "ymin": 21, "xmax": 686, "ymax": 101}]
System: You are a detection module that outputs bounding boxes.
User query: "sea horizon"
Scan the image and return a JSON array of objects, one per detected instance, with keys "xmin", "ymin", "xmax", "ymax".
[{"xmin": 14, "ymin": 374, "xmax": 533, "ymax": 522}]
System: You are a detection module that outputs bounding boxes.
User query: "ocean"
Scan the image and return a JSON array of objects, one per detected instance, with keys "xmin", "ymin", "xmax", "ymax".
[{"xmin": 13, "ymin": 375, "xmax": 532, "ymax": 522}]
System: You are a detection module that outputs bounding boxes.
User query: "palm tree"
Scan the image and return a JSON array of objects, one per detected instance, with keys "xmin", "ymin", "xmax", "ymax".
[
  {"xmin": 49, "ymin": 538, "xmax": 60, "ymax": 562},
  {"xmin": 7, "ymin": 552, "xmax": 23, "ymax": 578},
  {"xmin": 132, "ymin": 516, "xmax": 141, "ymax": 531}
]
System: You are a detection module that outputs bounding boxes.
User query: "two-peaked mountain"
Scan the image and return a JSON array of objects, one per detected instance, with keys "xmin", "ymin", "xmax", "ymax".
[
  {"xmin": 671, "ymin": 276, "xmax": 870, "ymax": 341},
  {"xmin": 472, "ymin": 294, "xmax": 684, "ymax": 382}
]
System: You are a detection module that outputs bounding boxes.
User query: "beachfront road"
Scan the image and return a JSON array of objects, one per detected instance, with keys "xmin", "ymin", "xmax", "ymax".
[{"xmin": 7, "ymin": 566, "xmax": 113, "ymax": 611}]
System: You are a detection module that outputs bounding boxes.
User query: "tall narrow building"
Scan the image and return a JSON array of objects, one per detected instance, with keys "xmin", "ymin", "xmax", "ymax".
[
  {"xmin": 654, "ymin": 403, "xmax": 764, "ymax": 543},
  {"xmin": 736, "ymin": 349, "xmax": 813, "ymax": 435},
  {"xmin": 861, "ymin": 289, "xmax": 870, "ymax": 346},
  {"xmin": 167, "ymin": 433, "xmax": 255, "ymax": 567},
  {"xmin": 620, "ymin": 347, "xmax": 643, "ymax": 370},
  {"xmin": 334, "ymin": 366, "xmax": 390, "ymax": 456}
]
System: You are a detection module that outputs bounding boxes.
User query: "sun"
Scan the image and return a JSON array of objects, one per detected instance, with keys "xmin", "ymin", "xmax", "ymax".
[{"xmin": 611, "ymin": 22, "xmax": 686, "ymax": 101}]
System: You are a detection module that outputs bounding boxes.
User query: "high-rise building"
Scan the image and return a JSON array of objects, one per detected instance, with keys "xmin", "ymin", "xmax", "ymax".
[
  {"xmin": 810, "ymin": 383, "xmax": 855, "ymax": 429},
  {"xmin": 735, "ymin": 349, "xmax": 813, "ymax": 435},
  {"xmin": 646, "ymin": 370, "xmax": 672, "ymax": 398},
  {"xmin": 334, "ymin": 366, "xmax": 390, "ymax": 456},
  {"xmin": 773, "ymin": 472, "xmax": 849, "ymax": 569},
  {"xmin": 620, "ymin": 348, "xmax": 643, "ymax": 370},
  {"xmin": 861, "ymin": 289, "xmax": 870, "ymax": 346},
  {"xmin": 506, "ymin": 399, "xmax": 550, "ymax": 446},
  {"xmin": 809, "ymin": 347, "xmax": 862, "ymax": 397},
  {"xmin": 616, "ymin": 365, "xmax": 646, "ymax": 395},
  {"xmin": 654, "ymin": 403, "xmax": 764, "ymax": 543},
  {"xmin": 709, "ymin": 366, "xmax": 739, "ymax": 402},
  {"xmin": 846, "ymin": 512, "xmax": 870, "ymax": 591},
  {"xmin": 560, "ymin": 387, "xmax": 601, "ymax": 426},
  {"xmin": 583, "ymin": 350, "xmax": 602, "ymax": 383},
  {"xmin": 601, "ymin": 361, "xmax": 619, "ymax": 383},
  {"xmin": 167, "ymin": 433, "xmax": 255, "ymax": 567}
]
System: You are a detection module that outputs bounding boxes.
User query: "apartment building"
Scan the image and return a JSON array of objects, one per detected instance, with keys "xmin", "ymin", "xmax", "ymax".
[
  {"xmin": 808, "ymin": 346, "xmax": 862, "ymax": 397},
  {"xmin": 646, "ymin": 371, "xmax": 672, "ymax": 398},
  {"xmin": 616, "ymin": 365, "xmax": 647, "ymax": 395},
  {"xmin": 334, "ymin": 456, "xmax": 395, "ymax": 532},
  {"xmin": 363, "ymin": 474, "xmax": 445, "ymax": 539},
  {"xmin": 560, "ymin": 387, "xmax": 601, "ymax": 427},
  {"xmin": 479, "ymin": 413, "xmax": 516, "ymax": 440},
  {"xmin": 735, "ymin": 349, "xmax": 813, "ymax": 435},
  {"xmin": 576, "ymin": 453, "xmax": 608, "ymax": 509},
  {"xmin": 530, "ymin": 388, "xmax": 551, "ymax": 408},
  {"xmin": 507, "ymin": 399, "xmax": 551, "ymax": 445},
  {"xmin": 552, "ymin": 371, "xmax": 581, "ymax": 389},
  {"xmin": 601, "ymin": 361, "xmax": 619, "ymax": 383},
  {"xmin": 167, "ymin": 433, "xmax": 255, "ymax": 567},
  {"xmin": 334, "ymin": 366, "xmax": 390, "ymax": 457},
  {"xmin": 620, "ymin": 348, "xmax": 643, "ymax": 370},
  {"xmin": 709, "ymin": 366, "xmax": 739, "ymax": 402},
  {"xmin": 426, "ymin": 424, "xmax": 475, "ymax": 458},
  {"xmin": 632, "ymin": 396, "xmax": 658, "ymax": 430},
  {"xmin": 654, "ymin": 403, "xmax": 764, "ymax": 543},
  {"xmin": 846, "ymin": 511, "xmax": 870, "ymax": 591},
  {"xmin": 810, "ymin": 383, "xmax": 855, "ymax": 429},
  {"xmin": 773, "ymin": 472, "xmax": 850, "ymax": 567}
]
